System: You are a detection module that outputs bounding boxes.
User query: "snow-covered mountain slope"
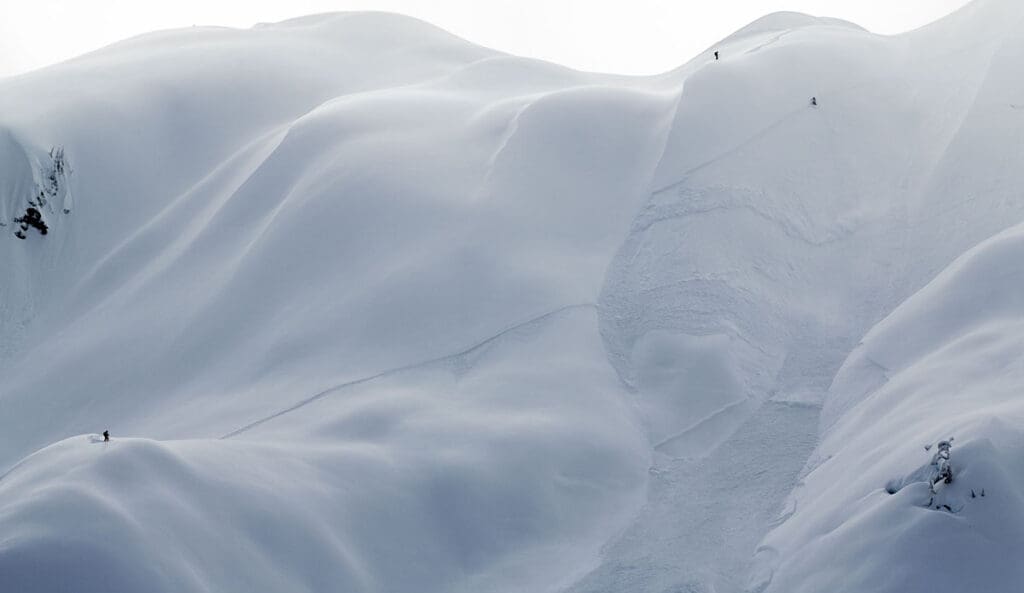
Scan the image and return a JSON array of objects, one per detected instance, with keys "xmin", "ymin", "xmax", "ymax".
[
  {"xmin": 3, "ymin": 2, "xmax": 1024, "ymax": 592},
  {"xmin": 755, "ymin": 222, "xmax": 1024, "ymax": 593}
]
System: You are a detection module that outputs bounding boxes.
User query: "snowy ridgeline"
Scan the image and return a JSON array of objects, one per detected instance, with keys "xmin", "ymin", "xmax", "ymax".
[{"xmin": 3, "ymin": 1, "xmax": 1024, "ymax": 592}]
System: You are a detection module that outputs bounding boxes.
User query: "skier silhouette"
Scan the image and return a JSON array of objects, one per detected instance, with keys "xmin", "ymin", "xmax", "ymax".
[
  {"xmin": 103, "ymin": 430, "xmax": 110, "ymax": 442},
  {"xmin": 810, "ymin": 96, "xmax": 818, "ymax": 107},
  {"xmin": 714, "ymin": 50, "xmax": 719, "ymax": 60}
]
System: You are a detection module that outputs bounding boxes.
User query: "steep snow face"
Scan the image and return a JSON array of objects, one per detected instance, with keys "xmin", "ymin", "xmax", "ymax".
[
  {"xmin": 742, "ymin": 3, "xmax": 1024, "ymax": 590},
  {"xmin": 755, "ymin": 224, "xmax": 1024, "ymax": 593},
  {"xmin": 3, "ymin": 2, "xmax": 1024, "ymax": 592},
  {"xmin": 600, "ymin": 0, "xmax": 1024, "ymax": 459}
]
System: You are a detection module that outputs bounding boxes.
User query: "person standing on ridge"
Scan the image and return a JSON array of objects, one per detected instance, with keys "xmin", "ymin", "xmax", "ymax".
[{"xmin": 103, "ymin": 430, "xmax": 110, "ymax": 442}]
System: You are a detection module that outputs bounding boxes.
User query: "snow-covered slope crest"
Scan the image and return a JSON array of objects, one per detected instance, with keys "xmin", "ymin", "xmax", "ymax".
[{"xmin": 754, "ymin": 224, "xmax": 1024, "ymax": 593}]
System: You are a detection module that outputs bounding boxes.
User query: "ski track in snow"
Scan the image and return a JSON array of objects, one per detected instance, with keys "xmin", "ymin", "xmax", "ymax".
[
  {"xmin": 649, "ymin": 107, "xmax": 807, "ymax": 196},
  {"xmin": 220, "ymin": 303, "xmax": 596, "ymax": 439}
]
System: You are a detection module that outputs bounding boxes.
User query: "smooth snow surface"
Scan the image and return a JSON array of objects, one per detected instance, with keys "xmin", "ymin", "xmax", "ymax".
[{"xmin": 3, "ymin": 2, "xmax": 1024, "ymax": 592}]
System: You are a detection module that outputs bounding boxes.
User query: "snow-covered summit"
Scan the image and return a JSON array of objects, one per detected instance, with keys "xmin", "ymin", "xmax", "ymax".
[{"xmin": 3, "ymin": 2, "xmax": 1024, "ymax": 592}]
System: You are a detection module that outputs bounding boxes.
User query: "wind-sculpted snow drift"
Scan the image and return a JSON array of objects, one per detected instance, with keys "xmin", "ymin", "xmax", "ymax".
[{"xmin": 2, "ymin": 1, "xmax": 1024, "ymax": 592}]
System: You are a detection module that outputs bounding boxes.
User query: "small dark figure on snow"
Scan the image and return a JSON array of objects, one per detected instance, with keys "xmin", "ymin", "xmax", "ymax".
[
  {"xmin": 103, "ymin": 430, "xmax": 110, "ymax": 442},
  {"xmin": 810, "ymin": 96, "xmax": 818, "ymax": 107},
  {"xmin": 714, "ymin": 51, "xmax": 719, "ymax": 60}
]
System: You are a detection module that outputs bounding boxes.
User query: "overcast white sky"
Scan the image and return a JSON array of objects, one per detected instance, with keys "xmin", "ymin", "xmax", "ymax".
[{"xmin": 0, "ymin": 1, "xmax": 971, "ymax": 77}]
